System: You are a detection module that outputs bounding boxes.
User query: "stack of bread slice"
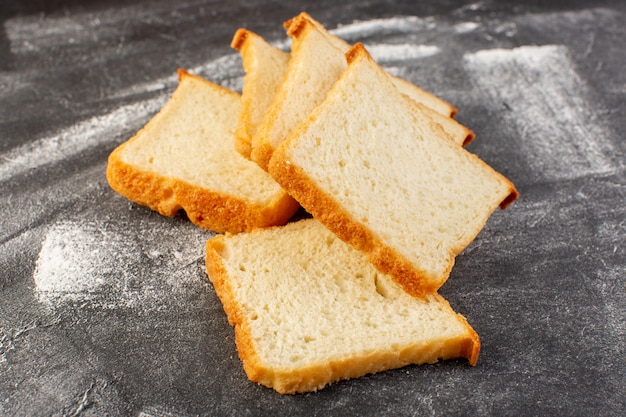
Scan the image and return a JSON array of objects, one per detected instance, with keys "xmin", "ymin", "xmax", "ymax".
[{"xmin": 107, "ymin": 12, "xmax": 518, "ymax": 394}]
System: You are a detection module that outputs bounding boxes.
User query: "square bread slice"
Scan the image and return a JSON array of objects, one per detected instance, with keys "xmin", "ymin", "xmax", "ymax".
[
  {"xmin": 250, "ymin": 14, "xmax": 473, "ymax": 171},
  {"xmin": 106, "ymin": 69, "xmax": 299, "ymax": 233},
  {"xmin": 268, "ymin": 44, "xmax": 518, "ymax": 297},
  {"xmin": 231, "ymin": 29, "xmax": 290, "ymax": 159},
  {"xmin": 205, "ymin": 218, "xmax": 480, "ymax": 394}
]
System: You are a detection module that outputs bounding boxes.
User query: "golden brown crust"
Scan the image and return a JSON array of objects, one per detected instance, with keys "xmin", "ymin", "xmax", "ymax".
[
  {"xmin": 231, "ymin": 29, "xmax": 254, "ymax": 159},
  {"xmin": 430, "ymin": 293, "xmax": 481, "ymax": 366},
  {"xmin": 249, "ymin": 138, "xmax": 275, "ymax": 171},
  {"xmin": 285, "ymin": 13, "xmax": 310, "ymax": 38},
  {"xmin": 106, "ymin": 68, "xmax": 300, "ymax": 233},
  {"xmin": 234, "ymin": 134, "xmax": 253, "ymax": 158},
  {"xmin": 205, "ymin": 236, "xmax": 480, "ymax": 395},
  {"xmin": 267, "ymin": 157, "xmax": 446, "ymax": 297},
  {"xmin": 205, "ymin": 237, "xmax": 271, "ymax": 388},
  {"xmin": 230, "ymin": 28, "xmax": 249, "ymax": 51},
  {"xmin": 107, "ymin": 152, "xmax": 299, "ymax": 233}
]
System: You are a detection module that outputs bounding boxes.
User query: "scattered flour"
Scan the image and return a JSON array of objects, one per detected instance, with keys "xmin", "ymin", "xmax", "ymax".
[
  {"xmin": 33, "ymin": 219, "xmax": 210, "ymax": 309},
  {"xmin": 463, "ymin": 44, "xmax": 616, "ymax": 181},
  {"xmin": 332, "ymin": 16, "xmax": 437, "ymax": 39},
  {"xmin": 0, "ymin": 97, "xmax": 166, "ymax": 182},
  {"xmin": 34, "ymin": 221, "xmax": 140, "ymax": 302},
  {"xmin": 365, "ymin": 43, "xmax": 440, "ymax": 63},
  {"xmin": 454, "ymin": 21, "xmax": 480, "ymax": 34}
]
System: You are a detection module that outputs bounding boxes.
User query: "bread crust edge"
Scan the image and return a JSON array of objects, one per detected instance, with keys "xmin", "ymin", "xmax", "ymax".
[
  {"xmin": 267, "ymin": 157, "xmax": 447, "ymax": 297},
  {"xmin": 204, "ymin": 236, "xmax": 480, "ymax": 395}
]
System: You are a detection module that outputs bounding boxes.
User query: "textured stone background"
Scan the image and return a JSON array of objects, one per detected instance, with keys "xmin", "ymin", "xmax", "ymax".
[{"xmin": 1, "ymin": 1, "xmax": 624, "ymax": 416}]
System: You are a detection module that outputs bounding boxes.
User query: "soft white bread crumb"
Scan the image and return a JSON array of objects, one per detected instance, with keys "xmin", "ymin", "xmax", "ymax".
[
  {"xmin": 298, "ymin": 12, "xmax": 460, "ymax": 118},
  {"xmin": 251, "ymin": 14, "xmax": 472, "ymax": 171},
  {"xmin": 250, "ymin": 15, "xmax": 348, "ymax": 170},
  {"xmin": 106, "ymin": 69, "xmax": 299, "ymax": 233},
  {"xmin": 205, "ymin": 219, "xmax": 480, "ymax": 394},
  {"xmin": 231, "ymin": 29, "xmax": 290, "ymax": 159},
  {"xmin": 268, "ymin": 44, "xmax": 518, "ymax": 296}
]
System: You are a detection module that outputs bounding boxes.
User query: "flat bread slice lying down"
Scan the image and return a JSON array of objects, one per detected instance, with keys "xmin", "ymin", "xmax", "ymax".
[
  {"xmin": 205, "ymin": 219, "xmax": 480, "ymax": 394},
  {"xmin": 268, "ymin": 44, "xmax": 518, "ymax": 297},
  {"xmin": 231, "ymin": 29, "xmax": 290, "ymax": 159},
  {"xmin": 106, "ymin": 69, "xmax": 299, "ymax": 233}
]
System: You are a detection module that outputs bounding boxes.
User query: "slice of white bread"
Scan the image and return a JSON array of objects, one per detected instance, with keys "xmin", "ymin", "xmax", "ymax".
[
  {"xmin": 268, "ymin": 44, "xmax": 518, "ymax": 297},
  {"xmin": 297, "ymin": 12, "xmax": 474, "ymax": 145},
  {"xmin": 106, "ymin": 69, "xmax": 299, "ymax": 234},
  {"xmin": 250, "ymin": 15, "xmax": 349, "ymax": 171},
  {"xmin": 205, "ymin": 218, "xmax": 480, "ymax": 394},
  {"xmin": 231, "ymin": 29, "xmax": 290, "ymax": 159},
  {"xmin": 250, "ymin": 14, "xmax": 473, "ymax": 171},
  {"xmin": 298, "ymin": 12, "xmax": 460, "ymax": 118}
]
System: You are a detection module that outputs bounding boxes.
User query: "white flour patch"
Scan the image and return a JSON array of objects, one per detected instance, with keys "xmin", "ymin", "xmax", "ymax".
[
  {"xmin": 332, "ymin": 16, "xmax": 437, "ymax": 39},
  {"xmin": 111, "ymin": 53, "xmax": 244, "ymax": 100},
  {"xmin": 5, "ymin": 15, "xmax": 87, "ymax": 54},
  {"xmin": 33, "ymin": 220, "xmax": 210, "ymax": 309},
  {"xmin": 365, "ymin": 43, "xmax": 440, "ymax": 62},
  {"xmin": 0, "ymin": 97, "xmax": 166, "ymax": 182},
  {"xmin": 454, "ymin": 21, "xmax": 480, "ymax": 34},
  {"xmin": 189, "ymin": 53, "xmax": 244, "ymax": 92},
  {"xmin": 34, "ymin": 221, "xmax": 140, "ymax": 304},
  {"xmin": 463, "ymin": 45, "xmax": 616, "ymax": 180}
]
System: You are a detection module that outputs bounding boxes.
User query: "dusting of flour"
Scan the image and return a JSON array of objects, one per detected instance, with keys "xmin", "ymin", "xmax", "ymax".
[
  {"xmin": 33, "ymin": 221, "xmax": 141, "ymax": 303},
  {"xmin": 33, "ymin": 219, "xmax": 210, "ymax": 310},
  {"xmin": 463, "ymin": 45, "xmax": 616, "ymax": 181}
]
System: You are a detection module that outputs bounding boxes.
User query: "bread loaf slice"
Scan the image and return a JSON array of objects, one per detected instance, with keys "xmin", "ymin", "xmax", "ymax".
[
  {"xmin": 268, "ymin": 44, "xmax": 518, "ymax": 297},
  {"xmin": 251, "ymin": 14, "xmax": 473, "ymax": 170},
  {"xmin": 295, "ymin": 12, "xmax": 474, "ymax": 144},
  {"xmin": 231, "ymin": 29, "xmax": 290, "ymax": 158},
  {"xmin": 205, "ymin": 218, "xmax": 480, "ymax": 394},
  {"xmin": 296, "ymin": 12, "xmax": 460, "ymax": 118},
  {"xmin": 250, "ymin": 15, "xmax": 348, "ymax": 171},
  {"xmin": 106, "ymin": 69, "xmax": 299, "ymax": 233}
]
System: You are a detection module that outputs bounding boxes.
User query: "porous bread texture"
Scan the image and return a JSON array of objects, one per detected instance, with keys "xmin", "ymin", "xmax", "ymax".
[
  {"xmin": 250, "ymin": 14, "xmax": 472, "ymax": 171},
  {"xmin": 106, "ymin": 69, "xmax": 299, "ymax": 233},
  {"xmin": 290, "ymin": 12, "xmax": 460, "ymax": 118},
  {"xmin": 250, "ymin": 16, "xmax": 348, "ymax": 171},
  {"xmin": 231, "ymin": 29, "xmax": 290, "ymax": 159},
  {"xmin": 205, "ymin": 219, "xmax": 480, "ymax": 394},
  {"xmin": 268, "ymin": 44, "xmax": 518, "ymax": 297}
]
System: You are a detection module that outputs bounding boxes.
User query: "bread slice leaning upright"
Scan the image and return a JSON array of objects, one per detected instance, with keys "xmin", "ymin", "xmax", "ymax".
[
  {"xmin": 250, "ymin": 14, "xmax": 473, "ymax": 172},
  {"xmin": 231, "ymin": 29, "xmax": 290, "ymax": 159},
  {"xmin": 296, "ymin": 12, "xmax": 458, "ymax": 118},
  {"xmin": 268, "ymin": 44, "xmax": 518, "ymax": 297},
  {"xmin": 250, "ymin": 15, "xmax": 348, "ymax": 170},
  {"xmin": 291, "ymin": 12, "xmax": 474, "ymax": 145},
  {"xmin": 205, "ymin": 218, "xmax": 480, "ymax": 394},
  {"xmin": 106, "ymin": 69, "xmax": 299, "ymax": 234}
]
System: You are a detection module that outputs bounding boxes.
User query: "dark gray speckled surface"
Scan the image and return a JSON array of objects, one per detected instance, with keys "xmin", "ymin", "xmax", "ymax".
[{"xmin": 1, "ymin": 1, "xmax": 624, "ymax": 415}]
